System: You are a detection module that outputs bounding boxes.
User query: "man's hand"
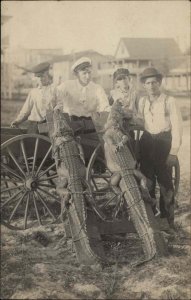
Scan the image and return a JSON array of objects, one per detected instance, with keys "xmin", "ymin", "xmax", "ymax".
[
  {"xmin": 166, "ymin": 154, "xmax": 178, "ymax": 168},
  {"xmin": 10, "ymin": 121, "xmax": 19, "ymax": 128}
]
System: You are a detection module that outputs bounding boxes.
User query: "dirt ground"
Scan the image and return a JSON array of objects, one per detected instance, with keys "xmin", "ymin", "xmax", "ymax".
[{"xmin": 1, "ymin": 104, "xmax": 191, "ymax": 299}]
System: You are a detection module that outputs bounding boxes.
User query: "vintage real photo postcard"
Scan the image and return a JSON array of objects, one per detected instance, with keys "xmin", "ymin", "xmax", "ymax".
[{"xmin": 1, "ymin": 1, "xmax": 190, "ymax": 299}]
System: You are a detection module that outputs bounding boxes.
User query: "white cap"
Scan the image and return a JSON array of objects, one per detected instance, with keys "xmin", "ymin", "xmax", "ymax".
[{"xmin": 71, "ymin": 57, "xmax": 92, "ymax": 72}]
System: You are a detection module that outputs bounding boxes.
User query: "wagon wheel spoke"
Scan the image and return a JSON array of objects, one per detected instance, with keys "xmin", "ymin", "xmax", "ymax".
[
  {"xmin": 20, "ymin": 140, "xmax": 30, "ymax": 174},
  {"xmin": 9, "ymin": 191, "xmax": 28, "ymax": 222},
  {"xmin": 32, "ymin": 137, "xmax": 39, "ymax": 176},
  {"xmin": 7, "ymin": 147, "xmax": 26, "ymax": 178},
  {"xmin": 38, "ymin": 174, "xmax": 58, "ymax": 182},
  {"xmin": 101, "ymin": 193, "xmax": 118, "ymax": 208},
  {"xmin": 1, "ymin": 177, "xmax": 21, "ymax": 184},
  {"xmin": 91, "ymin": 173, "xmax": 111, "ymax": 179},
  {"xmin": 37, "ymin": 162, "xmax": 56, "ymax": 179},
  {"xmin": 91, "ymin": 177, "xmax": 99, "ymax": 191},
  {"xmin": 1, "ymin": 163, "xmax": 24, "ymax": 180},
  {"xmin": 35, "ymin": 145, "xmax": 52, "ymax": 176},
  {"xmin": 37, "ymin": 186, "xmax": 60, "ymax": 203},
  {"xmin": 34, "ymin": 190, "xmax": 56, "ymax": 221},
  {"xmin": 32, "ymin": 192, "xmax": 42, "ymax": 226},
  {"xmin": 23, "ymin": 193, "xmax": 30, "ymax": 229},
  {"xmin": 38, "ymin": 183, "xmax": 57, "ymax": 188},
  {"xmin": 1, "ymin": 184, "xmax": 24, "ymax": 194},
  {"xmin": 1, "ymin": 188, "xmax": 25, "ymax": 208}
]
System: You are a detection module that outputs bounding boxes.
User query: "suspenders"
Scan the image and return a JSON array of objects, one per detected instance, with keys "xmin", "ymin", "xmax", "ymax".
[{"xmin": 142, "ymin": 95, "xmax": 169, "ymax": 117}]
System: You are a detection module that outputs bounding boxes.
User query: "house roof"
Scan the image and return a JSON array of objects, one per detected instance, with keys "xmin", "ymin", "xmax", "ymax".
[
  {"xmin": 115, "ymin": 38, "xmax": 182, "ymax": 60},
  {"xmin": 50, "ymin": 49, "xmax": 111, "ymax": 63}
]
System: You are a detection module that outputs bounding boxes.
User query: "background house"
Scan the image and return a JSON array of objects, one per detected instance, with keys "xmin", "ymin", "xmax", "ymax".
[
  {"xmin": 51, "ymin": 50, "xmax": 114, "ymax": 86},
  {"xmin": 98, "ymin": 37, "xmax": 185, "ymax": 92},
  {"xmin": 164, "ymin": 55, "xmax": 190, "ymax": 94},
  {"xmin": 10, "ymin": 47, "xmax": 64, "ymax": 100}
]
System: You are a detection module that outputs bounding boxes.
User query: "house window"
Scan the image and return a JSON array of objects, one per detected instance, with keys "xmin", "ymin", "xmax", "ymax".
[{"xmin": 139, "ymin": 60, "xmax": 149, "ymax": 68}]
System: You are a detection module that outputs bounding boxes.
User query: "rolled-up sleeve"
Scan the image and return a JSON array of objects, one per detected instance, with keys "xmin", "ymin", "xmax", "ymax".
[
  {"xmin": 15, "ymin": 91, "xmax": 34, "ymax": 123},
  {"xmin": 168, "ymin": 97, "xmax": 183, "ymax": 155},
  {"xmin": 96, "ymin": 86, "xmax": 110, "ymax": 112}
]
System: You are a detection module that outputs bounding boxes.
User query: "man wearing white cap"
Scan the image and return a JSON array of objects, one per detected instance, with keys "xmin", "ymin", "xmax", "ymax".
[
  {"xmin": 56, "ymin": 57, "xmax": 110, "ymax": 121},
  {"xmin": 10, "ymin": 62, "xmax": 57, "ymax": 132}
]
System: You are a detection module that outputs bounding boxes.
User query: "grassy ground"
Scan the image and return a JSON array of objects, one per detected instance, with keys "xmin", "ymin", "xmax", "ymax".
[{"xmin": 1, "ymin": 98, "xmax": 191, "ymax": 299}]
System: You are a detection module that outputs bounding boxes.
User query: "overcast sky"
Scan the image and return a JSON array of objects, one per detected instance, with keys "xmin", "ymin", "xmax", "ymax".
[{"xmin": 2, "ymin": 1, "xmax": 190, "ymax": 55}]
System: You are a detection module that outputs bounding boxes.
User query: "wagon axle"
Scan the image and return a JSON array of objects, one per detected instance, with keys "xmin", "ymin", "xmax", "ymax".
[{"xmin": 25, "ymin": 177, "xmax": 38, "ymax": 191}]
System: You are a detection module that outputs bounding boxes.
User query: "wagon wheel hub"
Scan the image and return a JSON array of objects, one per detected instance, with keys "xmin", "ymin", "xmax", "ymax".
[{"xmin": 25, "ymin": 177, "xmax": 38, "ymax": 191}]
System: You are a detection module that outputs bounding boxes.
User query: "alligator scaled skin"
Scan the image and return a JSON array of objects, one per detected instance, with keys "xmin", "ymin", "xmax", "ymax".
[
  {"xmin": 103, "ymin": 101, "xmax": 168, "ymax": 262},
  {"xmin": 46, "ymin": 108, "xmax": 106, "ymax": 265}
]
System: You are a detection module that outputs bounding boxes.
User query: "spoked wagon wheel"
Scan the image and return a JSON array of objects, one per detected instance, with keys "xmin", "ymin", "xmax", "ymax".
[
  {"xmin": 1, "ymin": 134, "xmax": 59, "ymax": 230},
  {"xmin": 86, "ymin": 144, "xmax": 128, "ymax": 220}
]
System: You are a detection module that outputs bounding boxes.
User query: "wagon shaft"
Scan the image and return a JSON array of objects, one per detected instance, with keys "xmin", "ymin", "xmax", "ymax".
[{"xmin": 46, "ymin": 109, "xmax": 106, "ymax": 265}]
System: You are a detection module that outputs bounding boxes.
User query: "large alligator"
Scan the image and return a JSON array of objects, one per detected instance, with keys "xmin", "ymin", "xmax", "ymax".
[
  {"xmin": 103, "ymin": 100, "xmax": 168, "ymax": 263},
  {"xmin": 46, "ymin": 108, "xmax": 106, "ymax": 266}
]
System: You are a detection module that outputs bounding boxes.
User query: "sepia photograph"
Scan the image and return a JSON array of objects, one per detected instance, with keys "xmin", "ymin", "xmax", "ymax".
[{"xmin": 1, "ymin": 1, "xmax": 190, "ymax": 299}]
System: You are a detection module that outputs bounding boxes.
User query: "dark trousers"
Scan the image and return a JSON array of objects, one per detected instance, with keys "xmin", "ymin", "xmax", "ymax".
[{"xmin": 139, "ymin": 131, "xmax": 174, "ymax": 223}]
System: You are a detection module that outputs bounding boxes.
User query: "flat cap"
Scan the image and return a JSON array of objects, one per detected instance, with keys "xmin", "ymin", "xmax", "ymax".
[
  {"xmin": 140, "ymin": 67, "xmax": 163, "ymax": 82},
  {"xmin": 71, "ymin": 57, "xmax": 92, "ymax": 72},
  {"xmin": 31, "ymin": 62, "xmax": 50, "ymax": 77},
  {"xmin": 113, "ymin": 68, "xmax": 130, "ymax": 81}
]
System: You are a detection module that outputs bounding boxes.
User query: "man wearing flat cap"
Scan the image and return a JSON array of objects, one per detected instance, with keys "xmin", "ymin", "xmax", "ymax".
[
  {"xmin": 137, "ymin": 67, "xmax": 182, "ymax": 231},
  {"xmin": 56, "ymin": 57, "xmax": 110, "ymax": 122},
  {"xmin": 109, "ymin": 68, "xmax": 138, "ymax": 112},
  {"xmin": 11, "ymin": 62, "xmax": 57, "ymax": 132},
  {"xmin": 109, "ymin": 68, "xmax": 138, "ymax": 118}
]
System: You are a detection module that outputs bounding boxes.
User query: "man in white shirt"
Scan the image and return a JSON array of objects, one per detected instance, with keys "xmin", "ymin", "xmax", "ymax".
[
  {"xmin": 10, "ymin": 62, "xmax": 57, "ymax": 133},
  {"xmin": 56, "ymin": 57, "xmax": 110, "ymax": 127},
  {"xmin": 138, "ymin": 67, "xmax": 182, "ymax": 230}
]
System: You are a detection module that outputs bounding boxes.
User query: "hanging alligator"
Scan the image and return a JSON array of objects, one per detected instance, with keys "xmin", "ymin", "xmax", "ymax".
[
  {"xmin": 102, "ymin": 100, "xmax": 168, "ymax": 263},
  {"xmin": 46, "ymin": 108, "xmax": 106, "ymax": 266}
]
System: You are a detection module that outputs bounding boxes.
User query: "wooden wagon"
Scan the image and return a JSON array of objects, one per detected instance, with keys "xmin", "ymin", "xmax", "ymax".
[{"xmin": 1, "ymin": 118, "xmax": 180, "ymax": 235}]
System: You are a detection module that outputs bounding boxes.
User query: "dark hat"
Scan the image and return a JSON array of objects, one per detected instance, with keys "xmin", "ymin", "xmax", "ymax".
[
  {"xmin": 113, "ymin": 68, "xmax": 130, "ymax": 81},
  {"xmin": 31, "ymin": 62, "xmax": 50, "ymax": 77},
  {"xmin": 71, "ymin": 57, "xmax": 92, "ymax": 72},
  {"xmin": 140, "ymin": 67, "xmax": 163, "ymax": 82}
]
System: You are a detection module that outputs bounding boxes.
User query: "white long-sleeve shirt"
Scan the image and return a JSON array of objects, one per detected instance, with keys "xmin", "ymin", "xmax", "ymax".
[
  {"xmin": 138, "ymin": 93, "xmax": 183, "ymax": 155},
  {"xmin": 15, "ymin": 84, "xmax": 57, "ymax": 123},
  {"xmin": 57, "ymin": 79, "xmax": 110, "ymax": 117}
]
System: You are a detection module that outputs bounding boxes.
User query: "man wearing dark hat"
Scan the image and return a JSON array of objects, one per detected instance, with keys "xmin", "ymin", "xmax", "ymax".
[
  {"xmin": 10, "ymin": 62, "xmax": 57, "ymax": 132},
  {"xmin": 138, "ymin": 67, "xmax": 182, "ymax": 231},
  {"xmin": 56, "ymin": 57, "xmax": 109, "ymax": 120}
]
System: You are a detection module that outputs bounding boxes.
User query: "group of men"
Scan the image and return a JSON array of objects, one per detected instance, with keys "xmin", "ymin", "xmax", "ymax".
[{"xmin": 11, "ymin": 57, "xmax": 182, "ymax": 232}]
